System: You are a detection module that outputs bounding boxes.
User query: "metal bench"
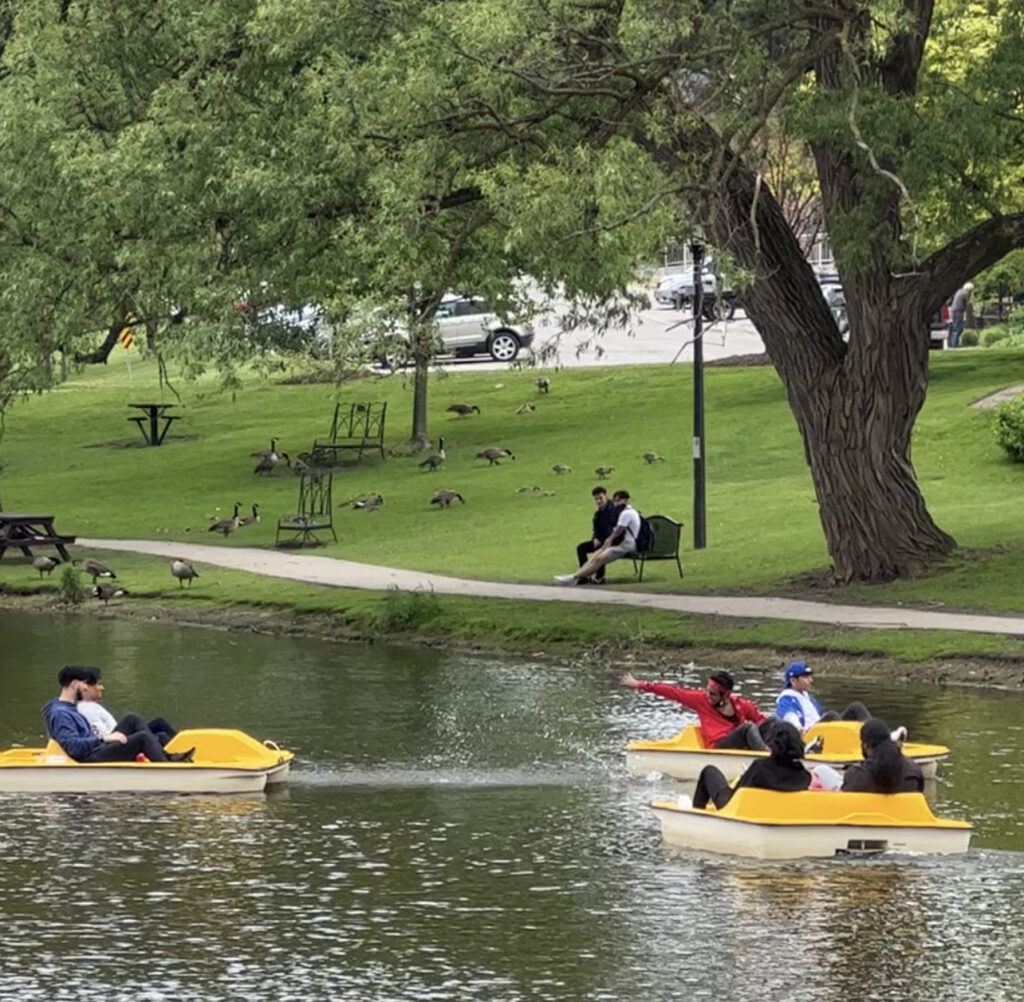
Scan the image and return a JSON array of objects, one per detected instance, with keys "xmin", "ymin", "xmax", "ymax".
[
  {"xmin": 276, "ymin": 472, "xmax": 337, "ymax": 547},
  {"xmin": 310, "ymin": 401, "xmax": 387, "ymax": 465},
  {"xmin": 631, "ymin": 515, "xmax": 684, "ymax": 582}
]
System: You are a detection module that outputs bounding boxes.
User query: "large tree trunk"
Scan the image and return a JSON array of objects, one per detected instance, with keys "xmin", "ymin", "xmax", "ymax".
[
  {"xmin": 408, "ymin": 331, "xmax": 431, "ymax": 451},
  {"xmin": 703, "ymin": 153, "xmax": 955, "ymax": 582}
]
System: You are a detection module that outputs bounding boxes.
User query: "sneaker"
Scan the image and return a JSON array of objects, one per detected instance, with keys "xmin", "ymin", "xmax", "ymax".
[
  {"xmin": 576, "ymin": 577, "xmax": 592, "ymax": 585},
  {"xmin": 167, "ymin": 747, "xmax": 196, "ymax": 763},
  {"xmin": 804, "ymin": 735, "xmax": 825, "ymax": 756},
  {"xmin": 890, "ymin": 726, "xmax": 908, "ymax": 745},
  {"xmin": 553, "ymin": 574, "xmax": 578, "ymax": 586}
]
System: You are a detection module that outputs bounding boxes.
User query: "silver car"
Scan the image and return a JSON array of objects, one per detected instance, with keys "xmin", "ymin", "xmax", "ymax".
[{"xmin": 435, "ymin": 295, "xmax": 535, "ymax": 361}]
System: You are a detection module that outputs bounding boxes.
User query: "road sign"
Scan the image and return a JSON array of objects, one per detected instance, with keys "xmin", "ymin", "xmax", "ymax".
[{"xmin": 118, "ymin": 326, "xmax": 135, "ymax": 349}]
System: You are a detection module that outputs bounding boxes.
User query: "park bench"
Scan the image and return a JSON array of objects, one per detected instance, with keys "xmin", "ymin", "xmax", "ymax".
[
  {"xmin": 310, "ymin": 401, "xmax": 387, "ymax": 465},
  {"xmin": 276, "ymin": 472, "xmax": 337, "ymax": 547},
  {"xmin": 631, "ymin": 515, "xmax": 684, "ymax": 582}
]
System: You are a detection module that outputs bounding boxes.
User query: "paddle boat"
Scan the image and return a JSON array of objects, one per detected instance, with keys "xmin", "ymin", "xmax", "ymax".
[
  {"xmin": 0, "ymin": 729, "xmax": 294, "ymax": 794},
  {"xmin": 627, "ymin": 720, "xmax": 948, "ymax": 782},
  {"xmin": 651, "ymin": 788, "xmax": 972, "ymax": 859}
]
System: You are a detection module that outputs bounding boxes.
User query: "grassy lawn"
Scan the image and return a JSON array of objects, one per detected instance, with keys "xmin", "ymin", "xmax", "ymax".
[{"xmin": 3, "ymin": 347, "xmax": 1024, "ymax": 657}]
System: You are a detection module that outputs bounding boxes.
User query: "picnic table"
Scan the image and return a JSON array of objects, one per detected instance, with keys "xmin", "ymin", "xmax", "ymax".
[
  {"xmin": 0, "ymin": 513, "xmax": 76, "ymax": 561},
  {"xmin": 128, "ymin": 402, "xmax": 180, "ymax": 446}
]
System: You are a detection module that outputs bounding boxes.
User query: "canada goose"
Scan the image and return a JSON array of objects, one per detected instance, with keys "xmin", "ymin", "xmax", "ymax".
[
  {"xmin": 353, "ymin": 494, "xmax": 384, "ymax": 511},
  {"xmin": 447, "ymin": 404, "xmax": 480, "ymax": 417},
  {"xmin": 33, "ymin": 555, "xmax": 60, "ymax": 578},
  {"xmin": 170, "ymin": 559, "xmax": 199, "ymax": 588},
  {"xmin": 81, "ymin": 558, "xmax": 116, "ymax": 582},
  {"xmin": 93, "ymin": 583, "xmax": 128, "ymax": 604},
  {"xmin": 251, "ymin": 438, "xmax": 280, "ymax": 460},
  {"xmin": 642, "ymin": 451, "xmax": 666, "ymax": 463},
  {"xmin": 594, "ymin": 465, "xmax": 615, "ymax": 478},
  {"xmin": 538, "ymin": 490, "xmax": 556, "ymax": 497},
  {"xmin": 208, "ymin": 502, "xmax": 242, "ymax": 537},
  {"xmin": 254, "ymin": 452, "xmax": 290, "ymax": 475},
  {"xmin": 430, "ymin": 489, "xmax": 464, "ymax": 508},
  {"xmin": 515, "ymin": 485, "xmax": 541, "ymax": 493},
  {"xmin": 551, "ymin": 463, "xmax": 571, "ymax": 475},
  {"xmin": 515, "ymin": 402, "xmax": 535, "ymax": 415},
  {"xmin": 418, "ymin": 437, "xmax": 446, "ymax": 471},
  {"xmin": 476, "ymin": 447, "xmax": 515, "ymax": 465},
  {"xmin": 536, "ymin": 376, "xmax": 551, "ymax": 393},
  {"xmin": 238, "ymin": 503, "xmax": 261, "ymax": 526}
]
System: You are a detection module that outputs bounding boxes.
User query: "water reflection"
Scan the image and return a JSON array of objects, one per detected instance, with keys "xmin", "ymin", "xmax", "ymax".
[{"xmin": 0, "ymin": 611, "xmax": 1022, "ymax": 1000}]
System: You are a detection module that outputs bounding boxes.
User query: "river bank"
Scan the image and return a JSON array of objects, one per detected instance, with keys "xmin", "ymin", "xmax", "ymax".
[{"xmin": 6, "ymin": 589, "xmax": 1024, "ymax": 691}]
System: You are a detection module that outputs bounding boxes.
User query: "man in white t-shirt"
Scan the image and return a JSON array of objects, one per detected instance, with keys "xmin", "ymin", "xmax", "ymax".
[
  {"xmin": 554, "ymin": 490, "xmax": 640, "ymax": 585},
  {"xmin": 76, "ymin": 667, "xmax": 189, "ymax": 758}
]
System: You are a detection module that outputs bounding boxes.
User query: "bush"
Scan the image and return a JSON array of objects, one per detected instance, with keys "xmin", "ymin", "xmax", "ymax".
[
  {"xmin": 374, "ymin": 586, "xmax": 443, "ymax": 631},
  {"xmin": 994, "ymin": 397, "xmax": 1024, "ymax": 463},
  {"xmin": 58, "ymin": 563, "xmax": 85, "ymax": 604},
  {"xmin": 960, "ymin": 328, "xmax": 980, "ymax": 347},
  {"xmin": 982, "ymin": 325, "xmax": 1012, "ymax": 347}
]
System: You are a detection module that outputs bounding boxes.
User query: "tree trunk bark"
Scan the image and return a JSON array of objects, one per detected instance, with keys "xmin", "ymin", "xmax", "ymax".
[
  {"xmin": 408, "ymin": 331, "xmax": 431, "ymax": 451},
  {"xmin": 702, "ymin": 154, "xmax": 955, "ymax": 582}
]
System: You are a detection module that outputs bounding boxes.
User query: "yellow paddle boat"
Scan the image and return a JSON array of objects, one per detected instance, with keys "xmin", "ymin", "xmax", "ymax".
[
  {"xmin": 627, "ymin": 720, "xmax": 948, "ymax": 782},
  {"xmin": 0, "ymin": 729, "xmax": 294, "ymax": 794},
  {"xmin": 651, "ymin": 788, "xmax": 972, "ymax": 859}
]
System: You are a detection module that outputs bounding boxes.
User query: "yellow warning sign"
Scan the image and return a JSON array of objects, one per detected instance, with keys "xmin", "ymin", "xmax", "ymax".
[{"xmin": 118, "ymin": 326, "xmax": 135, "ymax": 349}]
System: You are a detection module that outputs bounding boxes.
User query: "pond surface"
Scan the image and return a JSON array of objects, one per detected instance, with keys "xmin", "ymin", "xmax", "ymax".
[{"xmin": 1, "ymin": 611, "xmax": 1022, "ymax": 1002}]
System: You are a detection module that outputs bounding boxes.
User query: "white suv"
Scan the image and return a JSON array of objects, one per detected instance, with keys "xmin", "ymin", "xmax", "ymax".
[{"xmin": 435, "ymin": 295, "xmax": 535, "ymax": 361}]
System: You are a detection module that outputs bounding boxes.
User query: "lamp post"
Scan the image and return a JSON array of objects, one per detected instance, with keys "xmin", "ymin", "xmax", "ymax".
[{"xmin": 691, "ymin": 239, "xmax": 707, "ymax": 550}]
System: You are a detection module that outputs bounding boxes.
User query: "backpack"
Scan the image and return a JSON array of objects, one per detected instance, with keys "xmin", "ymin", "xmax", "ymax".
[{"xmin": 635, "ymin": 514, "xmax": 655, "ymax": 553}]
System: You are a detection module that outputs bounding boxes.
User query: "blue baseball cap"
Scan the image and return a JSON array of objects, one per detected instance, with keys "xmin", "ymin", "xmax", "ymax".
[{"xmin": 784, "ymin": 661, "xmax": 813, "ymax": 684}]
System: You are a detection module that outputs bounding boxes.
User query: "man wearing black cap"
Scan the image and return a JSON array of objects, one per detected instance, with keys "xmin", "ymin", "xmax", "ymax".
[{"xmin": 621, "ymin": 669, "xmax": 771, "ymax": 750}]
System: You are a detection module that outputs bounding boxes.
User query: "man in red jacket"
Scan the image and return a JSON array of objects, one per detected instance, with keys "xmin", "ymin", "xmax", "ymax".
[{"xmin": 621, "ymin": 669, "xmax": 770, "ymax": 750}]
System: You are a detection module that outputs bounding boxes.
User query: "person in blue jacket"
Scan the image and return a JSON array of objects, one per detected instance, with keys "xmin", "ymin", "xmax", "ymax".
[
  {"xmin": 775, "ymin": 661, "xmax": 872, "ymax": 734},
  {"xmin": 42, "ymin": 665, "xmax": 192, "ymax": 763}
]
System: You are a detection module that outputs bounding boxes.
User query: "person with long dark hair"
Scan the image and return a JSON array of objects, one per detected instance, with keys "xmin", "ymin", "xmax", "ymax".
[
  {"xmin": 841, "ymin": 718, "xmax": 924, "ymax": 793},
  {"xmin": 692, "ymin": 721, "xmax": 811, "ymax": 810}
]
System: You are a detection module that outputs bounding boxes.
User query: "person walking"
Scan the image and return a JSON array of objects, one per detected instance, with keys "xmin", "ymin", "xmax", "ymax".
[{"xmin": 948, "ymin": 281, "xmax": 974, "ymax": 348}]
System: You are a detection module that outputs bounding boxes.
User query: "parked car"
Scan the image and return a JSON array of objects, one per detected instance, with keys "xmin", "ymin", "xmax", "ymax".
[
  {"xmin": 435, "ymin": 294, "xmax": 534, "ymax": 361},
  {"xmin": 653, "ymin": 270, "xmax": 738, "ymax": 319}
]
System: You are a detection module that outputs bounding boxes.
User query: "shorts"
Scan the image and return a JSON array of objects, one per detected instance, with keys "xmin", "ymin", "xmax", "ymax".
[{"xmin": 603, "ymin": 543, "xmax": 636, "ymax": 562}]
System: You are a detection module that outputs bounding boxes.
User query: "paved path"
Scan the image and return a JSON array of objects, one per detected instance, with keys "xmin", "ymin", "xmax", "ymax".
[{"xmin": 80, "ymin": 538, "xmax": 1024, "ymax": 637}]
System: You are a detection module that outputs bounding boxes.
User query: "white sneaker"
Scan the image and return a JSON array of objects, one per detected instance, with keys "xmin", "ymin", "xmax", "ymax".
[
  {"xmin": 553, "ymin": 574, "xmax": 577, "ymax": 585},
  {"xmin": 890, "ymin": 725, "xmax": 908, "ymax": 744}
]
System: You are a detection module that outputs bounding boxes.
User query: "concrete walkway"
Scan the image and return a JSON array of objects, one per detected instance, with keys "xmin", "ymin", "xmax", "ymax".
[{"xmin": 79, "ymin": 538, "xmax": 1024, "ymax": 638}]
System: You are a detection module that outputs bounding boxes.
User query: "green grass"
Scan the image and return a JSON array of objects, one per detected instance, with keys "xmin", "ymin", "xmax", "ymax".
[{"xmin": 4, "ymin": 347, "xmax": 1024, "ymax": 659}]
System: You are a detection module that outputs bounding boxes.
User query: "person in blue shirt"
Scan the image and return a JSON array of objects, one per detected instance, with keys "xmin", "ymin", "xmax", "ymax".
[
  {"xmin": 42, "ymin": 665, "xmax": 192, "ymax": 763},
  {"xmin": 775, "ymin": 661, "xmax": 871, "ymax": 732}
]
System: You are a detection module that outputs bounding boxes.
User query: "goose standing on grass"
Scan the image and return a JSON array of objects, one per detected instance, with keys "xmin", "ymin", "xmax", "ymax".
[
  {"xmin": 642, "ymin": 451, "xmax": 666, "ymax": 463},
  {"xmin": 418, "ymin": 437, "xmax": 446, "ymax": 472},
  {"xmin": 254, "ymin": 452, "xmax": 290, "ymax": 475},
  {"xmin": 239, "ymin": 503, "xmax": 261, "ymax": 526},
  {"xmin": 170, "ymin": 559, "xmax": 199, "ymax": 588},
  {"xmin": 475, "ymin": 447, "xmax": 515, "ymax": 466},
  {"xmin": 536, "ymin": 376, "xmax": 551, "ymax": 393},
  {"xmin": 551, "ymin": 463, "xmax": 572, "ymax": 475},
  {"xmin": 208, "ymin": 502, "xmax": 242, "ymax": 537},
  {"xmin": 594, "ymin": 465, "xmax": 615, "ymax": 478},
  {"xmin": 447, "ymin": 404, "xmax": 480, "ymax": 418},
  {"xmin": 33, "ymin": 556, "xmax": 60, "ymax": 578},
  {"xmin": 81, "ymin": 558, "xmax": 116, "ymax": 582},
  {"xmin": 93, "ymin": 583, "xmax": 128, "ymax": 604},
  {"xmin": 251, "ymin": 439, "xmax": 281, "ymax": 460},
  {"xmin": 430, "ymin": 489, "xmax": 464, "ymax": 508}
]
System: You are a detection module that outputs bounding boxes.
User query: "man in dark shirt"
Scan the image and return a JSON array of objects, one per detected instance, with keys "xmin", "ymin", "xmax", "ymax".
[{"xmin": 576, "ymin": 486, "xmax": 620, "ymax": 584}]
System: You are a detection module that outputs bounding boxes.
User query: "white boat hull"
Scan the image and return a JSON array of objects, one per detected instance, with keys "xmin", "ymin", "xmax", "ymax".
[
  {"xmin": 628, "ymin": 748, "xmax": 943, "ymax": 782},
  {"xmin": 0, "ymin": 764, "xmax": 269, "ymax": 795},
  {"xmin": 652, "ymin": 802, "xmax": 972, "ymax": 859}
]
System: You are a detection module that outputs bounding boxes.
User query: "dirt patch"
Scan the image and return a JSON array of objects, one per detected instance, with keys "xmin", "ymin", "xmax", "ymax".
[
  {"xmin": 706, "ymin": 353, "xmax": 772, "ymax": 367},
  {"xmin": 970, "ymin": 384, "xmax": 1024, "ymax": 410},
  {"xmin": 5, "ymin": 591, "xmax": 1024, "ymax": 692}
]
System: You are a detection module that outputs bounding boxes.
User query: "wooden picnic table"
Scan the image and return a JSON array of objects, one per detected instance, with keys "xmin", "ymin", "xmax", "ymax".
[
  {"xmin": 0, "ymin": 513, "xmax": 76, "ymax": 561},
  {"xmin": 127, "ymin": 402, "xmax": 180, "ymax": 446}
]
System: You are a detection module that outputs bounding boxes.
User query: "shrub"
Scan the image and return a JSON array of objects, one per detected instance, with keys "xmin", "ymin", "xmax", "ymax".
[
  {"xmin": 960, "ymin": 328, "xmax": 980, "ymax": 347},
  {"xmin": 982, "ymin": 325, "xmax": 1012, "ymax": 347},
  {"xmin": 58, "ymin": 563, "xmax": 85, "ymax": 604},
  {"xmin": 374, "ymin": 586, "xmax": 443, "ymax": 631},
  {"xmin": 994, "ymin": 396, "xmax": 1024, "ymax": 463}
]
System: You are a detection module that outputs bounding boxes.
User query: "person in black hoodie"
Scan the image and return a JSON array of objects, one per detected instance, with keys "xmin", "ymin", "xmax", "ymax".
[
  {"xmin": 575, "ymin": 486, "xmax": 620, "ymax": 584},
  {"xmin": 692, "ymin": 720, "xmax": 810, "ymax": 810},
  {"xmin": 841, "ymin": 718, "xmax": 924, "ymax": 793}
]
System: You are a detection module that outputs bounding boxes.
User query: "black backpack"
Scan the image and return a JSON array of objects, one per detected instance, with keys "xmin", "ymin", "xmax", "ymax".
[{"xmin": 635, "ymin": 515, "xmax": 655, "ymax": 553}]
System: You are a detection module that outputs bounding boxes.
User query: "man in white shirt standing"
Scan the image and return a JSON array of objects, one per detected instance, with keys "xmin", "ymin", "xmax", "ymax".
[{"xmin": 554, "ymin": 490, "xmax": 640, "ymax": 585}]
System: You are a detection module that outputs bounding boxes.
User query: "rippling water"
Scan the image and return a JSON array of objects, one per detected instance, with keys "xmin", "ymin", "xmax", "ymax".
[{"xmin": 0, "ymin": 612, "xmax": 1021, "ymax": 1001}]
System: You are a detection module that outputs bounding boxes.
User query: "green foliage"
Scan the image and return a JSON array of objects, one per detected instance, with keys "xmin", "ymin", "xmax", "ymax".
[
  {"xmin": 993, "ymin": 397, "xmax": 1024, "ymax": 463},
  {"xmin": 58, "ymin": 564, "xmax": 85, "ymax": 605},
  {"xmin": 960, "ymin": 328, "xmax": 980, "ymax": 347},
  {"xmin": 374, "ymin": 587, "xmax": 443, "ymax": 632}
]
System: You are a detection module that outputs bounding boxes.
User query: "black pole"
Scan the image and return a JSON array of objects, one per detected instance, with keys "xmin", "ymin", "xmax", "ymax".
[{"xmin": 691, "ymin": 240, "xmax": 706, "ymax": 550}]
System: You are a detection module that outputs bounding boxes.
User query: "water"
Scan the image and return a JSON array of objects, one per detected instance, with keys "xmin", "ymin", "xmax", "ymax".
[{"xmin": 1, "ymin": 611, "xmax": 1022, "ymax": 1001}]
